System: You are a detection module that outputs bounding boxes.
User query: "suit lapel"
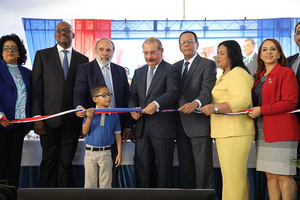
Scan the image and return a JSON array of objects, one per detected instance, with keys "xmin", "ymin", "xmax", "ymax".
[
  {"xmin": 177, "ymin": 60, "xmax": 184, "ymax": 88},
  {"xmin": 0, "ymin": 60, "xmax": 16, "ymax": 88},
  {"xmin": 146, "ymin": 60, "xmax": 165, "ymax": 98},
  {"xmin": 140, "ymin": 66, "xmax": 148, "ymax": 98},
  {"xmin": 91, "ymin": 60, "xmax": 105, "ymax": 86},
  {"xmin": 288, "ymin": 54, "xmax": 299, "ymax": 68},
  {"xmin": 110, "ymin": 63, "xmax": 119, "ymax": 101},
  {"xmin": 50, "ymin": 46, "xmax": 65, "ymax": 82},
  {"xmin": 182, "ymin": 54, "xmax": 200, "ymax": 91},
  {"xmin": 67, "ymin": 49, "xmax": 77, "ymax": 82}
]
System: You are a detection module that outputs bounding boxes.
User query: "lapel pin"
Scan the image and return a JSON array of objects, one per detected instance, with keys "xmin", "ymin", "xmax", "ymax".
[{"xmin": 268, "ymin": 78, "xmax": 272, "ymax": 84}]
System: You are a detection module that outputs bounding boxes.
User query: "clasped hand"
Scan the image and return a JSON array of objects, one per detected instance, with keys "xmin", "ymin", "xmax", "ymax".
[
  {"xmin": 0, "ymin": 113, "xmax": 11, "ymax": 127},
  {"xmin": 178, "ymin": 101, "xmax": 199, "ymax": 114},
  {"xmin": 248, "ymin": 107, "xmax": 261, "ymax": 118},
  {"xmin": 131, "ymin": 102, "xmax": 157, "ymax": 120}
]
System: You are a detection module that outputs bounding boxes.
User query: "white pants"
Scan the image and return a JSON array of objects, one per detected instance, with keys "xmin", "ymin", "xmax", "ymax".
[{"xmin": 84, "ymin": 147, "xmax": 113, "ymax": 188}]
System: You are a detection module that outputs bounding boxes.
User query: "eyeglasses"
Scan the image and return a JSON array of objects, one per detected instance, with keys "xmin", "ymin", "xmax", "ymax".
[
  {"xmin": 95, "ymin": 93, "xmax": 113, "ymax": 98},
  {"xmin": 179, "ymin": 39, "xmax": 195, "ymax": 45},
  {"xmin": 3, "ymin": 46, "xmax": 18, "ymax": 52},
  {"xmin": 56, "ymin": 28, "xmax": 72, "ymax": 33}
]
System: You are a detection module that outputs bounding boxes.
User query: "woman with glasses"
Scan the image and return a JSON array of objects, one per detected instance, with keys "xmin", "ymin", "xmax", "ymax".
[{"xmin": 0, "ymin": 34, "xmax": 31, "ymax": 187}]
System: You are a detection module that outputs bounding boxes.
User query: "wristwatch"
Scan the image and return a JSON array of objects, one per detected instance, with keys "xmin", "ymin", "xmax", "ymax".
[{"xmin": 214, "ymin": 104, "xmax": 219, "ymax": 113}]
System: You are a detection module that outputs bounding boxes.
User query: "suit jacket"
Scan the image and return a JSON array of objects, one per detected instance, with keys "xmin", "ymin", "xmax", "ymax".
[
  {"xmin": 175, "ymin": 54, "xmax": 216, "ymax": 137},
  {"xmin": 245, "ymin": 53, "xmax": 258, "ymax": 76},
  {"xmin": 73, "ymin": 59, "xmax": 131, "ymax": 129},
  {"xmin": 253, "ymin": 63, "xmax": 300, "ymax": 142},
  {"xmin": 0, "ymin": 60, "xmax": 31, "ymax": 130},
  {"xmin": 128, "ymin": 60, "xmax": 179, "ymax": 139},
  {"xmin": 31, "ymin": 45, "xmax": 88, "ymax": 128},
  {"xmin": 287, "ymin": 53, "xmax": 300, "ymax": 121}
]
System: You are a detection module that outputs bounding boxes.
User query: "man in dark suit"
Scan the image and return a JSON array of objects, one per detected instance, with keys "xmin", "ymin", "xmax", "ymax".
[
  {"xmin": 288, "ymin": 21, "xmax": 300, "ymax": 121},
  {"xmin": 129, "ymin": 37, "xmax": 179, "ymax": 188},
  {"xmin": 287, "ymin": 21, "xmax": 300, "ymax": 194},
  {"xmin": 73, "ymin": 38, "xmax": 132, "ymax": 187},
  {"xmin": 243, "ymin": 38, "xmax": 258, "ymax": 76},
  {"xmin": 31, "ymin": 21, "xmax": 89, "ymax": 187},
  {"xmin": 174, "ymin": 31, "xmax": 216, "ymax": 189}
]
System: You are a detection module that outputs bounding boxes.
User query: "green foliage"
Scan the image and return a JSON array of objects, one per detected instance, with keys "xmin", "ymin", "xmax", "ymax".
[
  {"xmin": 290, "ymin": 157, "xmax": 300, "ymax": 169},
  {"xmin": 0, "ymin": 180, "xmax": 17, "ymax": 200}
]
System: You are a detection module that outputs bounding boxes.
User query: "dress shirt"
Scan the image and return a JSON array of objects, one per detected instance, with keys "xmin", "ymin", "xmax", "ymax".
[
  {"xmin": 182, "ymin": 53, "xmax": 201, "ymax": 109},
  {"xmin": 57, "ymin": 44, "xmax": 72, "ymax": 68}
]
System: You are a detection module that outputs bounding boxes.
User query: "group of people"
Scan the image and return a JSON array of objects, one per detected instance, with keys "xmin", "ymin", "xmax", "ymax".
[{"xmin": 0, "ymin": 20, "xmax": 300, "ymax": 200}]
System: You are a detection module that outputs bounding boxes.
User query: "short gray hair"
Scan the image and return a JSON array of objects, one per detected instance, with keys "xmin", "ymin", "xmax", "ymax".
[
  {"xmin": 142, "ymin": 37, "xmax": 163, "ymax": 50},
  {"xmin": 95, "ymin": 38, "xmax": 115, "ymax": 52}
]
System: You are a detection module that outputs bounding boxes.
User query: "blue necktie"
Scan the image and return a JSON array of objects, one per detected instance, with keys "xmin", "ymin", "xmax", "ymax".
[
  {"xmin": 103, "ymin": 65, "xmax": 115, "ymax": 108},
  {"xmin": 146, "ymin": 67, "xmax": 155, "ymax": 95},
  {"xmin": 62, "ymin": 50, "xmax": 69, "ymax": 79}
]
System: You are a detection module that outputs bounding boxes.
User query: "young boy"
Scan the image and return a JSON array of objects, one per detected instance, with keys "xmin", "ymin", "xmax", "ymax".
[{"xmin": 82, "ymin": 84, "xmax": 122, "ymax": 188}]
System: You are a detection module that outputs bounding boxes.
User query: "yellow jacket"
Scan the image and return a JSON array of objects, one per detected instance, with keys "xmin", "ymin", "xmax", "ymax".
[{"xmin": 210, "ymin": 67, "xmax": 255, "ymax": 138}]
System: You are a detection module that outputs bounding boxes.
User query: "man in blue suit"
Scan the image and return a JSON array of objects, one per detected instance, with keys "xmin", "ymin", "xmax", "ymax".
[
  {"xmin": 74, "ymin": 38, "xmax": 132, "ymax": 187},
  {"xmin": 129, "ymin": 37, "xmax": 179, "ymax": 187}
]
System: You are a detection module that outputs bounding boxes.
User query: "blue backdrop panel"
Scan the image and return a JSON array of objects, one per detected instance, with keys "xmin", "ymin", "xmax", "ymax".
[{"xmin": 22, "ymin": 18, "xmax": 62, "ymax": 63}]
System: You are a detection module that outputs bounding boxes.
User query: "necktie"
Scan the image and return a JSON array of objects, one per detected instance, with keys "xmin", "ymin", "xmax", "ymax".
[
  {"xmin": 244, "ymin": 58, "xmax": 250, "ymax": 66},
  {"xmin": 62, "ymin": 50, "xmax": 69, "ymax": 80},
  {"xmin": 103, "ymin": 65, "xmax": 115, "ymax": 108},
  {"xmin": 181, "ymin": 61, "xmax": 190, "ymax": 86},
  {"xmin": 146, "ymin": 67, "xmax": 155, "ymax": 95}
]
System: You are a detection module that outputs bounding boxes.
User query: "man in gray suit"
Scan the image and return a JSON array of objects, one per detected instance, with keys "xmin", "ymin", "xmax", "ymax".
[
  {"xmin": 175, "ymin": 31, "xmax": 216, "ymax": 188},
  {"xmin": 243, "ymin": 38, "xmax": 258, "ymax": 76}
]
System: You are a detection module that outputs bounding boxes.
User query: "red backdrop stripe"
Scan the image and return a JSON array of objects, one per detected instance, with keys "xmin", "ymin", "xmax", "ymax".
[{"xmin": 74, "ymin": 19, "xmax": 112, "ymax": 61}]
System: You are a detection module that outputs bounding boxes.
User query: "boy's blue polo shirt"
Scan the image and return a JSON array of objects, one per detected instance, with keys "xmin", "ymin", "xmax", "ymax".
[{"xmin": 83, "ymin": 113, "xmax": 121, "ymax": 147}]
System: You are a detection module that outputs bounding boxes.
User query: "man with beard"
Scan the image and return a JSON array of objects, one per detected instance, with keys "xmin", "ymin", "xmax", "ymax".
[
  {"xmin": 31, "ymin": 21, "xmax": 89, "ymax": 187},
  {"xmin": 74, "ymin": 38, "xmax": 131, "ymax": 187}
]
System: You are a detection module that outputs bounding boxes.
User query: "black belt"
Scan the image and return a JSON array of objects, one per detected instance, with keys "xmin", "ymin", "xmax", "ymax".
[{"xmin": 85, "ymin": 146, "xmax": 111, "ymax": 151}]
